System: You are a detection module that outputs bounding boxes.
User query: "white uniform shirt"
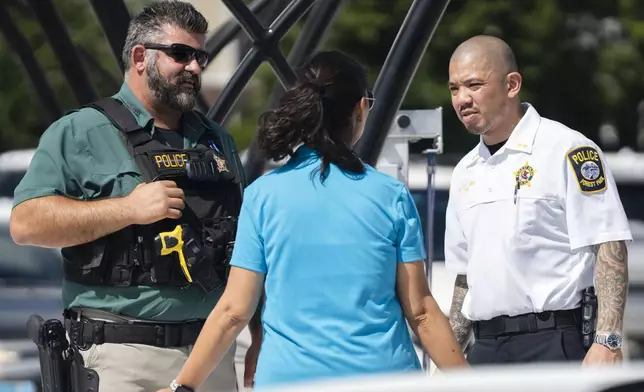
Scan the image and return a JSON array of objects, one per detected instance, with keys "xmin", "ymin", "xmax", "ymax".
[{"xmin": 444, "ymin": 103, "xmax": 633, "ymax": 321}]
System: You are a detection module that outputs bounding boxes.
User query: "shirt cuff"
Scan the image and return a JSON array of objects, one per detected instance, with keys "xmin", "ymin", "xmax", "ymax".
[
  {"xmin": 569, "ymin": 231, "xmax": 634, "ymax": 251},
  {"xmin": 12, "ymin": 188, "xmax": 62, "ymax": 208},
  {"xmin": 445, "ymin": 259, "xmax": 468, "ymax": 275},
  {"xmin": 398, "ymin": 249, "xmax": 427, "ymax": 263},
  {"xmin": 230, "ymin": 259, "xmax": 267, "ymax": 274}
]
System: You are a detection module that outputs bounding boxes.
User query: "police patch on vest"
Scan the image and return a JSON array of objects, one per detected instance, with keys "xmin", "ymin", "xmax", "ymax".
[
  {"xmin": 566, "ymin": 146, "xmax": 606, "ymax": 193},
  {"xmin": 150, "ymin": 152, "xmax": 189, "ymax": 177}
]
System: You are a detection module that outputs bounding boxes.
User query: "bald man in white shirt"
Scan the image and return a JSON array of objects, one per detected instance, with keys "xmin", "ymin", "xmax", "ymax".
[{"xmin": 445, "ymin": 35, "xmax": 632, "ymax": 366}]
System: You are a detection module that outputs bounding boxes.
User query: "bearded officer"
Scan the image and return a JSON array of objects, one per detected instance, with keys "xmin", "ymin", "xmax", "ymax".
[
  {"xmin": 9, "ymin": 1, "xmax": 261, "ymax": 390},
  {"xmin": 445, "ymin": 35, "xmax": 632, "ymax": 366}
]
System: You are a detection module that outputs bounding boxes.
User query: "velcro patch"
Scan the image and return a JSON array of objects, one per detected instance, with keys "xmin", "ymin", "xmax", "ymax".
[
  {"xmin": 150, "ymin": 152, "xmax": 189, "ymax": 177},
  {"xmin": 566, "ymin": 146, "xmax": 606, "ymax": 193}
]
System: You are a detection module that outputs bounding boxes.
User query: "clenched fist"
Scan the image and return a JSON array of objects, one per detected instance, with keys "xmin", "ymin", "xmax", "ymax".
[{"xmin": 125, "ymin": 180, "xmax": 185, "ymax": 225}]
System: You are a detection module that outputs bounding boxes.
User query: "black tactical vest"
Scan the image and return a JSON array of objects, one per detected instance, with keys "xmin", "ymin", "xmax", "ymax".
[{"xmin": 61, "ymin": 98, "xmax": 243, "ymax": 289}]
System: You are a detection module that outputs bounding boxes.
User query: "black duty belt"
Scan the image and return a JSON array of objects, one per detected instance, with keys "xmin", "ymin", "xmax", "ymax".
[
  {"xmin": 63, "ymin": 310, "xmax": 205, "ymax": 349},
  {"xmin": 473, "ymin": 308, "xmax": 581, "ymax": 339}
]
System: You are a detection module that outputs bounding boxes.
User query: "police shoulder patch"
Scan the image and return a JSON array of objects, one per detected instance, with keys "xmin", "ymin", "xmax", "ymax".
[{"xmin": 566, "ymin": 145, "xmax": 607, "ymax": 193}]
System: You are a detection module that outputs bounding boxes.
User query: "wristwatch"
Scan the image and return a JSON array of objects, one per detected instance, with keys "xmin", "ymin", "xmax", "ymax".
[
  {"xmin": 594, "ymin": 333, "xmax": 623, "ymax": 351},
  {"xmin": 170, "ymin": 379, "xmax": 195, "ymax": 392}
]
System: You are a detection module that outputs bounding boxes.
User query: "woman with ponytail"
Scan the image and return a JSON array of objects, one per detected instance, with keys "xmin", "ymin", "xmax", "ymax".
[{"xmin": 160, "ymin": 51, "xmax": 467, "ymax": 392}]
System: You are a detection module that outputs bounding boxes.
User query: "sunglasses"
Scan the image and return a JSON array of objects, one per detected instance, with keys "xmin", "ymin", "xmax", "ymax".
[
  {"xmin": 143, "ymin": 43, "xmax": 210, "ymax": 68},
  {"xmin": 365, "ymin": 90, "xmax": 376, "ymax": 110}
]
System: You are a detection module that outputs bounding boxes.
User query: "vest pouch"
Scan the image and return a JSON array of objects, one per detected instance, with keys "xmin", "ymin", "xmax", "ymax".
[
  {"xmin": 150, "ymin": 252, "xmax": 184, "ymax": 286},
  {"xmin": 202, "ymin": 217, "xmax": 238, "ymax": 242},
  {"xmin": 202, "ymin": 216, "xmax": 237, "ymax": 284},
  {"xmin": 62, "ymin": 228, "xmax": 135, "ymax": 286},
  {"xmin": 188, "ymin": 249, "xmax": 224, "ymax": 293},
  {"xmin": 175, "ymin": 224, "xmax": 224, "ymax": 292}
]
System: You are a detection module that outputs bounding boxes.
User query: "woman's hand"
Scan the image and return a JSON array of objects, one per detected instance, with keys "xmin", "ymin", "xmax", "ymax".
[{"xmin": 396, "ymin": 261, "xmax": 469, "ymax": 369}]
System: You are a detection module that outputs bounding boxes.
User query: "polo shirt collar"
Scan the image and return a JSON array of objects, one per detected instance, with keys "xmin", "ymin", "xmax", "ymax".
[
  {"xmin": 114, "ymin": 82, "xmax": 210, "ymax": 148},
  {"xmin": 293, "ymin": 144, "xmax": 318, "ymax": 158},
  {"xmin": 113, "ymin": 82, "xmax": 154, "ymax": 130},
  {"xmin": 182, "ymin": 111, "xmax": 209, "ymax": 148},
  {"xmin": 466, "ymin": 102, "xmax": 541, "ymax": 167}
]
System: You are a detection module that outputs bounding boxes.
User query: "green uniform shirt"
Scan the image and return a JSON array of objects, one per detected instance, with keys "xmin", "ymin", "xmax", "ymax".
[{"xmin": 13, "ymin": 83, "xmax": 246, "ymax": 321}]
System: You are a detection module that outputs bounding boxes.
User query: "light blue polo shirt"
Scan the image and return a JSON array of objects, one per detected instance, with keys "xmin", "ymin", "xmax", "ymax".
[{"xmin": 230, "ymin": 146, "xmax": 426, "ymax": 389}]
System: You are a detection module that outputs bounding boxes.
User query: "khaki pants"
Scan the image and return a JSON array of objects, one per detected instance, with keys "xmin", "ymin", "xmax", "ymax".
[{"xmin": 80, "ymin": 341, "xmax": 238, "ymax": 392}]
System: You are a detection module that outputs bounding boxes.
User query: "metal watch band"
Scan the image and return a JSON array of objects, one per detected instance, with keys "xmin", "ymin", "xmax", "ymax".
[
  {"xmin": 170, "ymin": 379, "xmax": 195, "ymax": 392},
  {"xmin": 594, "ymin": 333, "xmax": 622, "ymax": 350}
]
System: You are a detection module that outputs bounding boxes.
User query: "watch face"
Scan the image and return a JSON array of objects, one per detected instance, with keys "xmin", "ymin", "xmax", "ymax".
[{"xmin": 606, "ymin": 333, "xmax": 622, "ymax": 349}]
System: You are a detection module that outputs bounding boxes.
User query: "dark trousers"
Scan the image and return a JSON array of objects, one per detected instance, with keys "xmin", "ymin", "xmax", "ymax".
[{"xmin": 467, "ymin": 326, "xmax": 588, "ymax": 365}]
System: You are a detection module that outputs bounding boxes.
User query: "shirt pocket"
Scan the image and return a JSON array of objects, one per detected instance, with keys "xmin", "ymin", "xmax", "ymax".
[
  {"xmin": 88, "ymin": 160, "xmax": 142, "ymax": 199},
  {"xmin": 512, "ymin": 195, "xmax": 561, "ymax": 247}
]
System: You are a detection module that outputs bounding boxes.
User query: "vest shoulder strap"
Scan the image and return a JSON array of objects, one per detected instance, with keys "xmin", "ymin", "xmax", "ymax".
[{"xmin": 84, "ymin": 97, "xmax": 152, "ymax": 147}]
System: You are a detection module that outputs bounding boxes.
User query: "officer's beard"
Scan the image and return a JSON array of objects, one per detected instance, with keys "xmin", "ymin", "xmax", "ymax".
[{"xmin": 146, "ymin": 57, "xmax": 201, "ymax": 113}]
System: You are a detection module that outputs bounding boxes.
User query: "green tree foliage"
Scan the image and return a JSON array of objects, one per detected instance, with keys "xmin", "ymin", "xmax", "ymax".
[
  {"xmin": 316, "ymin": 0, "xmax": 644, "ymax": 153},
  {"xmin": 2, "ymin": 0, "xmax": 644, "ymax": 155},
  {"xmin": 0, "ymin": 0, "xmax": 146, "ymax": 153}
]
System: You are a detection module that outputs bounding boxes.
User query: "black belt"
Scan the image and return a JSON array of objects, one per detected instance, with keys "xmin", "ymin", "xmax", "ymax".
[
  {"xmin": 473, "ymin": 308, "xmax": 581, "ymax": 339},
  {"xmin": 63, "ymin": 309, "xmax": 205, "ymax": 349}
]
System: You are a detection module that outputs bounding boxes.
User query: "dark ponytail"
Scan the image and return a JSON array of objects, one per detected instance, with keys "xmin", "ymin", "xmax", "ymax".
[
  {"xmin": 257, "ymin": 82, "xmax": 324, "ymax": 162},
  {"xmin": 257, "ymin": 50, "xmax": 368, "ymax": 181}
]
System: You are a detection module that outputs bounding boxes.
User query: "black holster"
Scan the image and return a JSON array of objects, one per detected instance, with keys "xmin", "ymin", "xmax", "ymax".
[
  {"xmin": 581, "ymin": 287, "xmax": 598, "ymax": 349},
  {"xmin": 182, "ymin": 224, "xmax": 226, "ymax": 293},
  {"xmin": 27, "ymin": 314, "xmax": 100, "ymax": 392}
]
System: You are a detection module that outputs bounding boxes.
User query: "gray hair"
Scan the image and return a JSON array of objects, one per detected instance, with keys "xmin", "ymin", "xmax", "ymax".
[{"xmin": 121, "ymin": 0, "xmax": 208, "ymax": 71}]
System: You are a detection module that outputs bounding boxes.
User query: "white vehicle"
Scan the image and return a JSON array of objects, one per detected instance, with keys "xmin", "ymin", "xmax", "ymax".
[
  {"xmin": 0, "ymin": 149, "xmax": 35, "ymax": 223},
  {"xmin": 273, "ymin": 361, "xmax": 644, "ymax": 392}
]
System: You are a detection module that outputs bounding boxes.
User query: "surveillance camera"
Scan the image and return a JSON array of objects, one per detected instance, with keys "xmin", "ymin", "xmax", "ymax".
[{"xmin": 397, "ymin": 114, "xmax": 411, "ymax": 129}]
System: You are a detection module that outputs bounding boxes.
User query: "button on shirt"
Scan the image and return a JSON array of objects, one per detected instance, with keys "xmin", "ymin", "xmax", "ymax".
[
  {"xmin": 444, "ymin": 103, "xmax": 633, "ymax": 321},
  {"xmin": 230, "ymin": 146, "xmax": 425, "ymax": 389}
]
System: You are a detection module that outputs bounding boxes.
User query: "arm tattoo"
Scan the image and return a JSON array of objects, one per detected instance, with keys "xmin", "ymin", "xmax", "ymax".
[
  {"xmin": 449, "ymin": 274, "xmax": 472, "ymax": 350},
  {"xmin": 595, "ymin": 241, "xmax": 629, "ymax": 334}
]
